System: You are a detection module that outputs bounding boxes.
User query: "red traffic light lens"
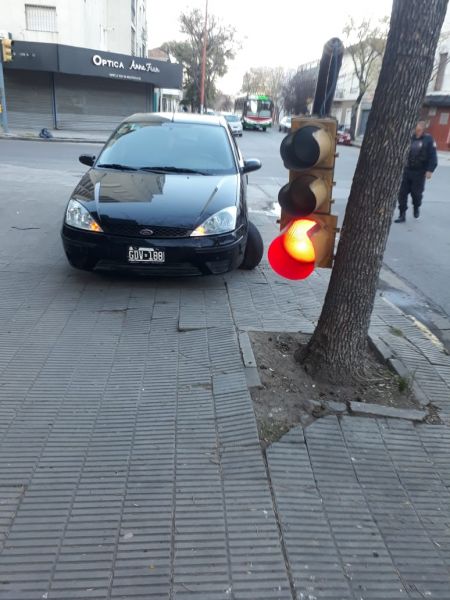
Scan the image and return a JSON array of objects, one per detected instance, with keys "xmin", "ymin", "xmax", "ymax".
[{"xmin": 268, "ymin": 219, "xmax": 318, "ymax": 280}]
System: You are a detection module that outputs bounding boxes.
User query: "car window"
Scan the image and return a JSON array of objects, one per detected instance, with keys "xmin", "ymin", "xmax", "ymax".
[
  {"xmin": 97, "ymin": 121, "xmax": 237, "ymax": 175},
  {"xmin": 225, "ymin": 115, "xmax": 240, "ymax": 122}
]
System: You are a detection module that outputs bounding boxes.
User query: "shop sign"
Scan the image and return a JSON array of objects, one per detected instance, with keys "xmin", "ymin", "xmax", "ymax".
[{"xmin": 92, "ymin": 54, "xmax": 160, "ymax": 74}]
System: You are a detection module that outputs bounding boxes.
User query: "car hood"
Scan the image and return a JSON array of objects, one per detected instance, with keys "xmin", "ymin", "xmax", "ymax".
[{"xmin": 71, "ymin": 169, "xmax": 240, "ymax": 231}]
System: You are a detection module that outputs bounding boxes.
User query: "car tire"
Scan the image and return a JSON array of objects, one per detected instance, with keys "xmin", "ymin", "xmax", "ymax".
[
  {"xmin": 66, "ymin": 252, "xmax": 97, "ymax": 271},
  {"xmin": 240, "ymin": 221, "xmax": 264, "ymax": 270}
]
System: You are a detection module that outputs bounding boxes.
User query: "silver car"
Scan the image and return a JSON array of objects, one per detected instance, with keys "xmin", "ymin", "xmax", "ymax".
[{"xmin": 224, "ymin": 113, "xmax": 243, "ymax": 137}]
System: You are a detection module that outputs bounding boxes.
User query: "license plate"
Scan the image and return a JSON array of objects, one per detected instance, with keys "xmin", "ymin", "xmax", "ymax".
[{"xmin": 128, "ymin": 247, "xmax": 165, "ymax": 263}]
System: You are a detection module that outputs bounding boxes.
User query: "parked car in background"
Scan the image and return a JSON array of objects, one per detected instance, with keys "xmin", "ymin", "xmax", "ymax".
[
  {"xmin": 224, "ymin": 113, "xmax": 243, "ymax": 137},
  {"xmin": 279, "ymin": 115, "xmax": 292, "ymax": 133},
  {"xmin": 337, "ymin": 125, "xmax": 352, "ymax": 145},
  {"xmin": 61, "ymin": 113, "xmax": 264, "ymax": 276}
]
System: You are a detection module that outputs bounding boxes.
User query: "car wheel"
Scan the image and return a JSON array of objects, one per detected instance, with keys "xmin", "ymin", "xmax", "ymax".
[
  {"xmin": 66, "ymin": 252, "xmax": 97, "ymax": 271},
  {"xmin": 240, "ymin": 221, "xmax": 264, "ymax": 270}
]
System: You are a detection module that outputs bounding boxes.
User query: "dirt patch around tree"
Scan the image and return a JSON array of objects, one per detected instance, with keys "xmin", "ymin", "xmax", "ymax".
[{"xmin": 248, "ymin": 331, "xmax": 436, "ymax": 447}]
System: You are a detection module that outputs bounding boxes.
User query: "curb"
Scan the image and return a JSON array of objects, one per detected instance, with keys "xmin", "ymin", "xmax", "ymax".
[
  {"xmin": 0, "ymin": 134, "xmax": 106, "ymax": 144},
  {"xmin": 238, "ymin": 331, "xmax": 263, "ymax": 389}
]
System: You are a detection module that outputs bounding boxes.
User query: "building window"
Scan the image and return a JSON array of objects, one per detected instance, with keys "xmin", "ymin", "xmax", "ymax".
[
  {"xmin": 428, "ymin": 107, "xmax": 437, "ymax": 116},
  {"xmin": 439, "ymin": 112, "xmax": 449, "ymax": 125},
  {"xmin": 25, "ymin": 4, "xmax": 57, "ymax": 32}
]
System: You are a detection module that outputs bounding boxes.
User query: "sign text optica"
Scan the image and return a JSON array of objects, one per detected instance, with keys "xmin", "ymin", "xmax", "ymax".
[{"xmin": 92, "ymin": 54, "xmax": 160, "ymax": 74}]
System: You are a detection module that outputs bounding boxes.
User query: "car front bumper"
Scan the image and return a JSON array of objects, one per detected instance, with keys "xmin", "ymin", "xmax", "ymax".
[{"xmin": 61, "ymin": 225, "xmax": 247, "ymax": 276}]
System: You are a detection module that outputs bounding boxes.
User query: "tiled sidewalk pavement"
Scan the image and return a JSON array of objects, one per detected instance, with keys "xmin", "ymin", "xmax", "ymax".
[
  {"xmin": 267, "ymin": 417, "xmax": 450, "ymax": 600},
  {"xmin": 1, "ymin": 177, "xmax": 450, "ymax": 600},
  {"xmin": 0, "ymin": 268, "xmax": 292, "ymax": 599}
]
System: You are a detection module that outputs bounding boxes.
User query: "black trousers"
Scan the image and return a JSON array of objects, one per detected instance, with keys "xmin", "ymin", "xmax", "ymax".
[{"xmin": 398, "ymin": 169, "xmax": 426, "ymax": 213}]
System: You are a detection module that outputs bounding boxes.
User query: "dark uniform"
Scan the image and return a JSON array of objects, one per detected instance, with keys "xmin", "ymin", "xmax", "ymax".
[{"xmin": 396, "ymin": 132, "xmax": 438, "ymax": 221}]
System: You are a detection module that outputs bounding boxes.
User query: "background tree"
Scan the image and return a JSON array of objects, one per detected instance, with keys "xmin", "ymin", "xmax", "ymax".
[
  {"xmin": 214, "ymin": 92, "xmax": 233, "ymax": 112},
  {"xmin": 162, "ymin": 9, "xmax": 238, "ymax": 112},
  {"xmin": 241, "ymin": 66, "xmax": 286, "ymax": 122},
  {"xmin": 298, "ymin": 0, "xmax": 448, "ymax": 383},
  {"xmin": 343, "ymin": 16, "xmax": 388, "ymax": 139},
  {"xmin": 282, "ymin": 66, "xmax": 318, "ymax": 115}
]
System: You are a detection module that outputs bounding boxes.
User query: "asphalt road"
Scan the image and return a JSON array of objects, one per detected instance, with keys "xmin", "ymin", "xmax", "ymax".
[{"xmin": 1, "ymin": 134, "xmax": 449, "ymax": 328}]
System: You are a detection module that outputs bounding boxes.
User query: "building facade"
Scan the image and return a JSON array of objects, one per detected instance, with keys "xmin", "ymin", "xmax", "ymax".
[
  {"xmin": 331, "ymin": 50, "xmax": 381, "ymax": 137},
  {"xmin": 0, "ymin": 0, "xmax": 147, "ymax": 56},
  {"xmin": 421, "ymin": 13, "xmax": 450, "ymax": 150},
  {"xmin": 0, "ymin": 1, "xmax": 183, "ymax": 132}
]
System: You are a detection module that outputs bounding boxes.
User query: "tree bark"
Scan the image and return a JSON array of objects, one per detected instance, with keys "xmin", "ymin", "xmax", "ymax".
[{"xmin": 300, "ymin": 0, "xmax": 448, "ymax": 383}]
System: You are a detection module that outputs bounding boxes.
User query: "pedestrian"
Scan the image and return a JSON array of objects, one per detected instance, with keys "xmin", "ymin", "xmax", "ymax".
[{"xmin": 395, "ymin": 120, "xmax": 437, "ymax": 222}]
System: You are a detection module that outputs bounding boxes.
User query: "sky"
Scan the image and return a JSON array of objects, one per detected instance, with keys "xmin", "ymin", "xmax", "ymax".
[{"xmin": 147, "ymin": 0, "xmax": 395, "ymax": 95}]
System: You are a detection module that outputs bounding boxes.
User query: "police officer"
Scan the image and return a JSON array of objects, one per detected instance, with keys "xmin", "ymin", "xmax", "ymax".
[{"xmin": 395, "ymin": 120, "xmax": 438, "ymax": 222}]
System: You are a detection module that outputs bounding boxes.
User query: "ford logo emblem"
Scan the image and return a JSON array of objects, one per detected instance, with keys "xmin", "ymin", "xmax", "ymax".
[{"xmin": 139, "ymin": 228, "xmax": 154, "ymax": 236}]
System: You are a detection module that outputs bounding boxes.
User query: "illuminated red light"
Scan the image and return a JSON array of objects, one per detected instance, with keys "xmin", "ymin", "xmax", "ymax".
[{"xmin": 268, "ymin": 219, "xmax": 319, "ymax": 280}]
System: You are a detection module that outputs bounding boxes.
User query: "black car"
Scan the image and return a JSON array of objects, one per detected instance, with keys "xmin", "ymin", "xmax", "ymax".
[{"xmin": 61, "ymin": 113, "xmax": 263, "ymax": 276}]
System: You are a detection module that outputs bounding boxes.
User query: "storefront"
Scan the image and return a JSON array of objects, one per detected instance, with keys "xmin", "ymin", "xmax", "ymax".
[
  {"xmin": 3, "ymin": 41, "xmax": 183, "ymax": 131},
  {"xmin": 421, "ymin": 94, "xmax": 450, "ymax": 151}
]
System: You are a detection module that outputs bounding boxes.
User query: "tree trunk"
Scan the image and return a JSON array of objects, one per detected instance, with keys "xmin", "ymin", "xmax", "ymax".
[{"xmin": 299, "ymin": 0, "xmax": 448, "ymax": 383}]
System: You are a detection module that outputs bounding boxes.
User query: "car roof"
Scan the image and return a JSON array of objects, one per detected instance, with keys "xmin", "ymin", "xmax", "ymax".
[{"xmin": 121, "ymin": 112, "xmax": 227, "ymax": 127}]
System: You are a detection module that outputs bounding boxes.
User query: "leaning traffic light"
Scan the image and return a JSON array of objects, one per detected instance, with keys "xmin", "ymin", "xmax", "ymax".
[
  {"xmin": 268, "ymin": 116, "xmax": 338, "ymax": 280},
  {"xmin": 1, "ymin": 39, "xmax": 13, "ymax": 63}
]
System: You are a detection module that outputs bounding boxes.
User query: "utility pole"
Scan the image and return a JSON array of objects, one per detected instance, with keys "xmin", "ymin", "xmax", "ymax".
[
  {"xmin": 0, "ymin": 38, "xmax": 13, "ymax": 134},
  {"xmin": 200, "ymin": 0, "xmax": 208, "ymax": 114}
]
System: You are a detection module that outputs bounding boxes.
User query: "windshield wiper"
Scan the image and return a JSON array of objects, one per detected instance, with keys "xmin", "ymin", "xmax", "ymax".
[
  {"xmin": 96, "ymin": 163, "xmax": 138, "ymax": 171},
  {"xmin": 138, "ymin": 166, "xmax": 208, "ymax": 175}
]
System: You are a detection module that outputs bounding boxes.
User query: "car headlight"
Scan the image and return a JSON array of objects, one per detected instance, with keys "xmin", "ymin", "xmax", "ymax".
[
  {"xmin": 65, "ymin": 199, "xmax": 103, "ymax": 232},
  {"xmin": 190, "ymin": 207, "xmax": 237, "ymax": 237}
]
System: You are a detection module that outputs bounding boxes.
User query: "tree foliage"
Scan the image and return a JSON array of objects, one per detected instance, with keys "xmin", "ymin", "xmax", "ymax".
[
  {"xmin": 299, "ymin": 0, "xmax": 448, "ymax": 383},
  {"xmin": 342, "ymin": 16, "xmax": 388, "ymax": 138},
  {"xmin": 214, "ymin": 92, "xmax": 234, "ymax": 112},
  {"xmin": 241, "ymin": 67, "xmax": 286, "ymax": 121},
  {"xmin": 162, "ymin": 9, "xmax": 238, "ymax": 111},
  {"xmin": 282, "ymin": 66, "xmax": 318, "ymax": 116}
]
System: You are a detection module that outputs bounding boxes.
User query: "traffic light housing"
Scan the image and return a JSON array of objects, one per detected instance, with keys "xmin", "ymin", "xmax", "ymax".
[
  {"xmin": 1, "ymin": 38, "xmax": 13, "ymax": 63},
  {"xmin": 268, "ymin": 116, "xmax": 338, "ymax": 280}
]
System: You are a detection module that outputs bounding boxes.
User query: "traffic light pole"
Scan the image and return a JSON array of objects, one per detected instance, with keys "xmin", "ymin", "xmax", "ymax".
[
  {"xmin": 0, "ymin": 59, "xmax": 9, "ymax": 134},
  {"xmin": 312, "ymin": 38, "xmax": 344, "ymax": 117}
]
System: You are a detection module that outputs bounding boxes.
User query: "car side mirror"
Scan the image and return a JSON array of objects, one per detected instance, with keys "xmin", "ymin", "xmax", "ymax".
[
  {"xmin": 79, "ymin": 154, "xmax": 95, "ymax": 167},
  {"xmin": 242, "ymin": 159, "xmax": 262, "ymax": 174}
]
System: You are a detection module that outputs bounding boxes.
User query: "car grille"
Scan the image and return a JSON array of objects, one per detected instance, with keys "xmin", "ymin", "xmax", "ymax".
[{"xmin": 102, "ymin": 221, "xmax": 191, "ymax": 238}]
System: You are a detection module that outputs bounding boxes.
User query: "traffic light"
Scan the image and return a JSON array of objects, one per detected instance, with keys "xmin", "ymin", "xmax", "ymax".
[
  {"xmin": 268, "ymin": 116, "xmax": 338, "ymax": 280},
  {"xmin": 1, "ymin": 38, "xmax": 13, "ymax": 63}
]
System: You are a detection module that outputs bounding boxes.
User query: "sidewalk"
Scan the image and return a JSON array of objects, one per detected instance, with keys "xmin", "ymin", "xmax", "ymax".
[
  {"xmin": 0, "ymin": 174, "xmax": 450, "ymax": 599},
  {"xmin": 0, "ymin": 127, "xmax": 108, "ymax": 144}
]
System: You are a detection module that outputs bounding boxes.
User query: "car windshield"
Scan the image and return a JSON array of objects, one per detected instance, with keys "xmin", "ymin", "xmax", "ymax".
[
  {"xmin": 225, "ymin": 115, "xmax": 240, "ymax": 122},
  {"xmin": 97, "ymin": 121, "xmax": 237, "ymax": 175}
]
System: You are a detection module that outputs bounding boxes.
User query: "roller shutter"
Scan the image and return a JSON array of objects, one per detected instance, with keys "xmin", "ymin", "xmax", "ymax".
[
  {"xmin": 4, "ymin": 70, "xmax": 54, "ymax": 130},
  {"xmin": 54, "ymin": 74, "xmax": 151, "ymax": 131}
]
